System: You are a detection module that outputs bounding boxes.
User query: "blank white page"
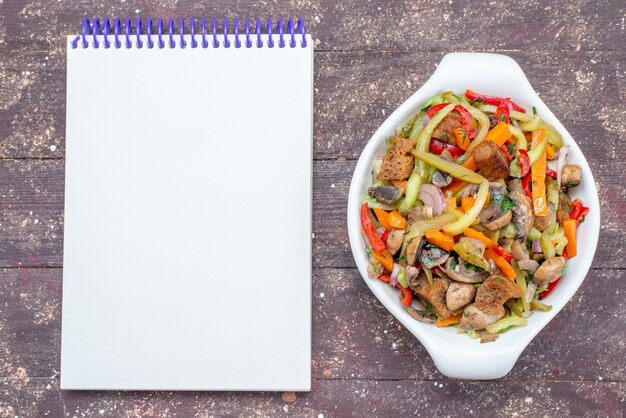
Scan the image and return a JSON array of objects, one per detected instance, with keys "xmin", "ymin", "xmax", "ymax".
[{"xmin": 61, "ymin": 34, "xmax": 313, "ymax": 391}]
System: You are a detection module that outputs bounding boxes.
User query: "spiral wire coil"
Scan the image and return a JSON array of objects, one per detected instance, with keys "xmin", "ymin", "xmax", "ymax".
[{"xmin": 71, "ymin": 17, "xmax": 307, "ymax": 49}]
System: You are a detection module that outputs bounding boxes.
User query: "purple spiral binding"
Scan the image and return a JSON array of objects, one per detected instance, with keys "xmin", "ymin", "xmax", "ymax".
[
  {"xmin": 146, "ymin": 18, "xmax": 153, "ymax": 48},
  {"xmin": 114, "ymin": 18, "xmax": 122, "ymax": 48},
  {"xmin": 190, "ymin": 18, "xmax": 197, "ymax": 48},
  {"xmin": 233, "ymin": 18, "xmax": 240, "ymax": 48},
  {"xmin": 136, "ymin": 18, "xmax": 143, "ymax": 48},
  {"xmin": 178, "ymin": 18, "xmax": 186, "ymax": 48},
  {"xmin": 157, "ymin": 18, "xmax": 164, "ymax": 48},
  {"xmin": 168, "ymin": 18, "xmax": 175, "ymax": 48},
  {"xmin": 103, "ymin": 18, "xmax": 111, "ymax": 48},
  {"xmin": 244, "ymin": 18, "xmax": 252, "ymax": 48},
  {"xmin": 201, "ymin": 18, "xmax": 208, "ymax": 48},
  {"xmin": 125, "ymin": 18, "xmax": 132, "ymax": 48},
  {"xmin": 70, "ymin": 18, "xmax": 307, "ymax": 49},
  {"xmin": 92, "ymin": 18, "xmax": 100, "ymax": 48}
]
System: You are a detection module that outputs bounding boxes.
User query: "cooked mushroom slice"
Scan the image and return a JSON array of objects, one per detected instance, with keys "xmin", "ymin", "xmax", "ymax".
[
  {"xmin": 403, "ymin": 299, "xmax": 437, "ymax": 323},
  {"xmin": 431, "ymin": 170, "xmax": 453, "ymax": 188},
  {"xmin": 510, "ymin": 190, "xmax": 535, "ymax": 241},
  {"xmin": 459, "ymin": 183, "xmax": 479, "ymax": 200},
  {"xmin": 446, "ymin": 282, "xmax": 477, "ymax": 311},
  {"xmin": 518, "ymin": 258, "xmax": 540, "ymax": 274},
  {"xmin": 475, "ymin": 274, "xmax": 523, "ymax": 315},
  {"xmin": 561, "ymin": 164, "xmax": 582, "ymax": 188},
  {"xmin": 444, "ymin": 256, "xmax": 489, "ymax": 284},
  {"xmin": 407, "ymin": 205, "xmax": 433, "ymax": 223},
  {"xmin": 406, "ymin": 235, "xmax": 423, "ymax": 266},
  {"xmin": 556, "ymin": 192, "xmax": 573, "ymax": 223},
  {"xmin": 419, "ymin": 243, "xmax": 450, "ymax": 268},
  {"xmin": 405, "ymin": 266, "xmax": 420, "ymax": 284},
  {"xmin": 386, "ymin": 229, "xmax": 405, "ymax": 255},
  {"xmin": 368, "ymin": 183, "xmax": 402, "ymax": 205},
  {"xmin": 478, "ymin": 183, "xmax": 513, "ymax": 231},
  {"xmin": 507, "ymin": 178, "xmax": 525, "ymax": 195},
  {"xmin": 534, "ymin": 202, "xmax": 555, "ymax": 231},
  {"xmin": 411, "ymin": 274, "xmax": 453, "ymax": 319},
  {"xmin": 510, "ymin": 240, "xmax": 529, "ymax": 261},
  {"xmin": 460, "ymin": 303, "xmax": 505, "ymax": 331},
  {"xmin": 533, "ymin": 256, "xmax": 566, "ymax": 286}
]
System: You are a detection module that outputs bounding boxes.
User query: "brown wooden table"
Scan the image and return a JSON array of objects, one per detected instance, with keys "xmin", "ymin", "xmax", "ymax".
[{"xmin": 1, "ymin": 0, "xmax": 624, "ymax": 416}]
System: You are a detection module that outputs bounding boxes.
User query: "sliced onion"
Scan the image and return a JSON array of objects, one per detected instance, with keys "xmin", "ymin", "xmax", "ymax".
[
  {"xmin": 556, "ymin": 145, "xmax": 569, "ymax": 188},
  {"xmin": 524, "ymin": 282, "xmax": 537, "ymax": 304},
  {"xmin": 547, "ymin": 160, "xmax": 558, "ymax": 172},
  {"xmin": 367, "ymin": 264, "xmax": 380, "ymax": 279},
  {"xmin": 394, "ymin": 126, "xmax": 403, "ymax": 136},
  {"xmin": 521, "ymin": 311, "xmax": 534, "ymax": 319},
  {"xmin": 389, "ymin": 263, "xmax": 401, "ymax": 287},
  {"xmin": 418, "ymin": 184, "xmax": 446, "ymax": 215},
  {"xmin": 376, "ymin": 226, "xmax": 386, "ymax": 237},
  {"xmin": 512, "ymin": 119, "xmax": 521, "ymax": 130},
  {"xmin": 532, "ymin": 240, "xmax": 542, "ymax": 253},
  {"xmin": 423, "ymin": 115, "xmax": 431, "ymax": 127}
]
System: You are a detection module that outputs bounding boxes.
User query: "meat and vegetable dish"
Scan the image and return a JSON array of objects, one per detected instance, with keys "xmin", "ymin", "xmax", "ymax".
[{"xmin": 361, "ymin": 90, "xmax": 589, "ymax": 343}]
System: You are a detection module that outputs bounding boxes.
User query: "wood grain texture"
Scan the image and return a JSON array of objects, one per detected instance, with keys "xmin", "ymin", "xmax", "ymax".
[{"xmin": 0, "ymin": 0, "xmax": 624, "ymax": 416}]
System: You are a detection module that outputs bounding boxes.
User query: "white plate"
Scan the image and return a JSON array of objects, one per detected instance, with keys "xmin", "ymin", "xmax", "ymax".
[{"xmin": 347, "ymin": 53, "xmax": 601, "ymax": 379}]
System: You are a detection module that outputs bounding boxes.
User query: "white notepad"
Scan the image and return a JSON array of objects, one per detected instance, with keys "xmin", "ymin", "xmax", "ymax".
[{"xmin": 61, "ymin": 18, "xmax": 313, "ymax": 391}]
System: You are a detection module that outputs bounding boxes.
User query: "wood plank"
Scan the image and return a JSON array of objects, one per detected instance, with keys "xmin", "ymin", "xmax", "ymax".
[
  {"xmin": 1, "ymin": 0, "xmax": 624, "ymax": 52},
  {"xmin": 1, "ymin": 377, "xmax": 623, "ymax": 417},
  {"xmin": 1, "ymin": 267, "xmax": 623, "ymax": 383},
  {"xmin": 0, "ymin": 159, "xmax": 621, "ymax": 269}
]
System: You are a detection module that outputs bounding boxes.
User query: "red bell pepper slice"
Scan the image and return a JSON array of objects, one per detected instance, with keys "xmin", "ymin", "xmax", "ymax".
[
  {"xmin": 500, "ymin": 145, "xmax": 513, "ymax": 162},
  {"xmin": 426, "ymin": 103, "xmax": 473, "ymax": 131},
  {"xmin": 378, "ymin": 273, "xmax": 391, "ymax": 283},
  {"xmin": 494, "ymin": 102, "xmax": 511, "ymax": 124},
  {"xmin": 569, "ymin": 199, "xmax": 589, "ymax": 222},
  {"xmin": 518, "ymin": 149, "xmax": 531, "ymax": 177},
  {"xmin": 361, "ymin": 203, "xmax": 386, "ymax": 252},
  {"xmin": 546, "ymin": 167, "xmax": 558, "ymax": 180},
  {"xmin": 400, "ymin": 287, "xmax": 413, "ymax": 307},
  {"xmin": 539, "ymin": 277, "xmax": 561, "ymax": 299},
  {"xmin": 522, "ymin": 172, "xmax": 532, "ymax": 198},
  {"xmin": 465, "ymin": 89, "xmax": 526, "ymax": 113},
  {"xmin": 380, "ymin": 229, "xmax": 389, "ymax": 243},
  {"xmin": 493, "ymin": 246, "xmax": 513, "ymax": 263},
  {"xmin": 429, "ymin": 139, "xmax": 464, "ymax": 159}
]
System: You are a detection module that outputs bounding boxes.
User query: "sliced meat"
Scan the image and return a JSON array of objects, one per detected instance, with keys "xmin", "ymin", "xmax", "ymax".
[
  {"xmin": 460, "ymin": 303, "xmax": 505, "ymax": 331},
  {"xmin": 534, "ymin": 202, "xmax": 555, "ymax": 231},
  {"xmin": 412, "ymin": 275, "xmax": 453, "ymax": 319},
  {"xmin": 533, "ymin": 256, "xmax": 566, "ymax": 286},
  {"xmin": 556, "ymin": 192, "xmax": 573, "ymax": 223},
  {"xmin": 561, "ymin": 164, "xmax": 582, "ymax": 188},
  {"xmin": 446, "ymin": 282, "xmax": 477, "ymax": 311},
  {"xmin": 472, "ymin": 140, "xmax": 509, "ymax": 181},
  {"xmin": 385, "ymin": 229, "xmax": 405, "ymax": 255},
  {"xmin": 475, "ymin": 274, "xmax": 523, "ymax": 315},
  {"xmin": 377, "ymin": 136, "xmax": 416, "ymax": 180},
  {"xmin": 368, "ymin": 184, "xmax": 402, "ymax": 205},
  {"xmin": 510, "ymin": 191, "xmax": 535, "ymax": 241},
  {"xmin": 431, "ymin": 112, "xmax": 463, "ymax": 144}
]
